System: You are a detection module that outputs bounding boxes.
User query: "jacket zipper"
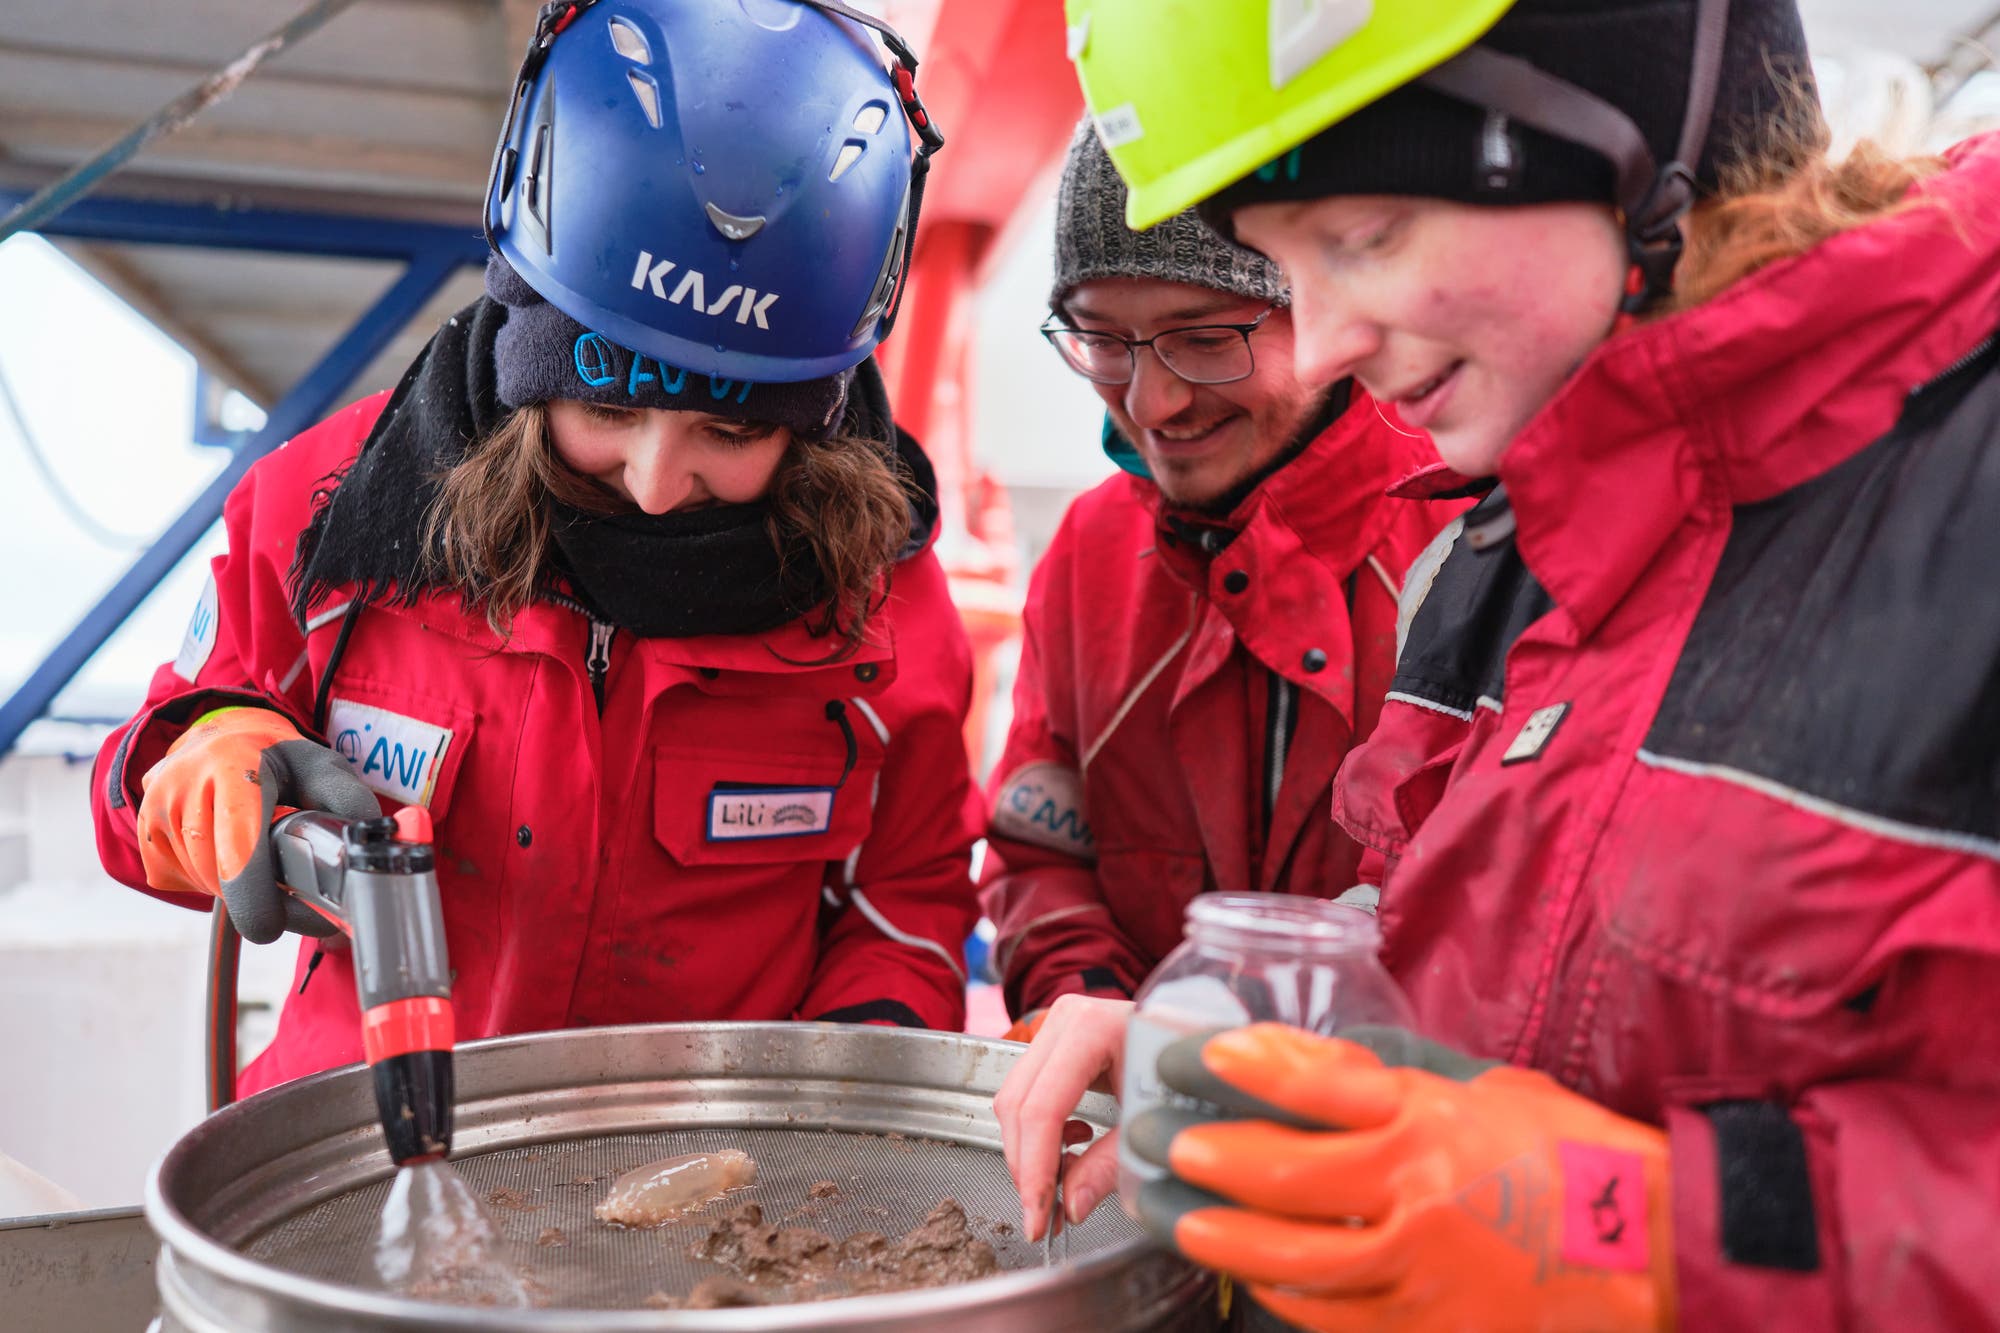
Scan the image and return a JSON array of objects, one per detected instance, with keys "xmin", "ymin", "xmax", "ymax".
[
  {"xmin": 1912, "ymin": 332, "xmax": 1998, "ymax": 398},
  {"xmin": 1264, "ymin": 669, "xmax": 1296, "ymax": 839},
  {"xmin": 585, "ymin": 618, "xmax": 615, "ymax": 715},
  {"xmin": 540, "ymin": 590, "xmax": 616, "ymax": 716}
]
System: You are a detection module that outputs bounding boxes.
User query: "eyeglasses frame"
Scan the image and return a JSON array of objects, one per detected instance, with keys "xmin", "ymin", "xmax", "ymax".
[{"xmin": 1038, "ymin": 302, "xmax": 1280, "ymax": 386}]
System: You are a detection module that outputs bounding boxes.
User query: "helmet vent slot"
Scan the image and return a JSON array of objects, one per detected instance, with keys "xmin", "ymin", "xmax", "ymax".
[
  {"xmin": 852, "ymin": 103, "xmax": 888, "ymax": 135},
  {"xmin": 526, "ymin": 123, "xmax": 550, "ymax": 221},
  {"xmin": 829, "ymin": 141, "xmax": 865, "ymax": 181},
  {"xmin": 626, "ymin": 70, "xmax": 663, "ymax": 128},
  {"xmin": 607, "ymin": 17, "xmax": 651, "ymax": 63}
]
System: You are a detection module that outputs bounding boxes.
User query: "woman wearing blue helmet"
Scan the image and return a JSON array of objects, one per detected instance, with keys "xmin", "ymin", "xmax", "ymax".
[{"xmin": 90, "ymin": 0, "xmax": 983, "ymax": 1093}]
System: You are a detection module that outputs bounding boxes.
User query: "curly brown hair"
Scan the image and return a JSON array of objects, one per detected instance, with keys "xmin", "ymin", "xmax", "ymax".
[{"xmin": 421, "ymin": 403, "xmax": 915, "ymax": 653}]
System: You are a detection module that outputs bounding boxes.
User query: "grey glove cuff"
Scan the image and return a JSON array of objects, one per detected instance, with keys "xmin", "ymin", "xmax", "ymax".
[{"xmin": 220, "ymin": 739, "xmax": 382, "ymax": 944}]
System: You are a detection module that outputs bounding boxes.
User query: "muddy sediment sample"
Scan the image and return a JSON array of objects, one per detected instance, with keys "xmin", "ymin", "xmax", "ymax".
[
  {"xmin": 809, "ymin": 1180, "xmax": 841, "ymax": 1200},
  {"xmin": 485, "ymin": 1187, "xmax": 537, "ymax": 1212},
  {"xmin": 535, "ymin": 1226, "xmax": 568, "ymax": 1247},
  {"xmin": 850, "ymin": 1199, "xmax": 999, "ymax": 1293},
  {"xmin": 595, "ymin": 1150, "xmax": 757, "ymax": 1227},
  {"xmin": 692, "ymin": 1202, "xmax": 841, "ymax": 1283},
  {"xmin": 689, "ymin": 1198, "xmax": 998, "ymax": 1302},
  {"xmin": 687, "ymin": 1275, "xmax": 775, "ymax": 1309},
  {"xmin": 641, "ymin": 1275, "xmax": 772, "ymax": 1311}
]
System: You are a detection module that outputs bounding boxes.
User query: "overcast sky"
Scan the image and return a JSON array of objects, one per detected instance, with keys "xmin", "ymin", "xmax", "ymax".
[{"xmin": 0, "ymin": 236, "xmax": 224, "ymax": 723}]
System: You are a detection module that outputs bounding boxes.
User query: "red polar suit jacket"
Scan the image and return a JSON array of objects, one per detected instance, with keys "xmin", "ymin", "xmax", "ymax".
[
  {"xmin": 982, "ymin": 394, "xmax": 1461, "ymax": 1017},
  {"xmin": 1337, "ymin": 136, "xmax": 2000, "ymax": 1328},
  {"xmin": 93, "ymin": 391, "xmax": 983, "ymax": 1093}
]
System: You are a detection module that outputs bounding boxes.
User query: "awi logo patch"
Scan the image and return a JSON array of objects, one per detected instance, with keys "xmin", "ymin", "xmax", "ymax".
[
  {"xmin": 172, "ymin": 574, "xmax": 220, "ymax": 682},
  {"xmin": 707, "ymin": 785, "xmax": 836, "ymax": 841},
  {"xmin": 990, "ymin": 761, "xmax": 1095, "ymax": 859},
  {"xmin": 326, "ymin": 698, "xmax": 454, "ymax": 806}
]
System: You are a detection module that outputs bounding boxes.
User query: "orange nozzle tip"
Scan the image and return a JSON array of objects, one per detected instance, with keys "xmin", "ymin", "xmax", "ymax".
[{"xmin": 391, "ymin": 805, "xmax": 434, "ymax": 845}]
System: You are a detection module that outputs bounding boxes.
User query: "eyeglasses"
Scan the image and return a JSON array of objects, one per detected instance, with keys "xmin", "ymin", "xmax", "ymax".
[{"xmin": 1039, "ymin": 304, "xmax": 1278, "ymax": 386}]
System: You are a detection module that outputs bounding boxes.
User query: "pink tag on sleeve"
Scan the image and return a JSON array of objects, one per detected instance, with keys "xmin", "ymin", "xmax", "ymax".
[{"xmin": 1557, "ymin": 1142, "xmax": 1652, "ymax": 1271}]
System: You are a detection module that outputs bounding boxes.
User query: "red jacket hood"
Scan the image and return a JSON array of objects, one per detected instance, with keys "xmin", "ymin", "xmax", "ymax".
[{"xmin": 1503, "ymin": 131, "xmax": 2000, "ymax": 640}]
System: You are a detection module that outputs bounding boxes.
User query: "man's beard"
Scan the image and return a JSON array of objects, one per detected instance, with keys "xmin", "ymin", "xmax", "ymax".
[{"xmin": 1185, "ymin": 378, "xmax": 1352, "ymax": 517}]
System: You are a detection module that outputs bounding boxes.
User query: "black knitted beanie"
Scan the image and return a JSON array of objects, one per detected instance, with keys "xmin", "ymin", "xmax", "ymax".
[
  {"xmin": 485, "ymin": 256, "xmax": 852, "ymax": 439},
  {"xmin": 1202, "ymin": 0, "xmax": 1815, "ymax": 229}
]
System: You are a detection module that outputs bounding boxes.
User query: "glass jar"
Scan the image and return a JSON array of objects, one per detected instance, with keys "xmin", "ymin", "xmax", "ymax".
[{"xmin": 1116, "ymin": 894, "xmax": 1415, "ymax": 1211}]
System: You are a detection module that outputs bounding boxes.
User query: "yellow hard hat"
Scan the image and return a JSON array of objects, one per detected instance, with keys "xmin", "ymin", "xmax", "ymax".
[{"xmin": 1064, "ymin": 0, "xmax": 1517, "ymax": 229}]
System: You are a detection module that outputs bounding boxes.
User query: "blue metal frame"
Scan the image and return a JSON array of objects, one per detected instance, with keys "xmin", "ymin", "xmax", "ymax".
[{"xmin": 0, "ymin": 190, "xmax": 486, "ymax": 754}]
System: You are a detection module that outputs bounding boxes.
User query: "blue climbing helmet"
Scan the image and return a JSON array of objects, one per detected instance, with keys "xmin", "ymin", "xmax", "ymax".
[{"xmin": 485, "ymin": 0, "xmax": 944, "ymax": 383}]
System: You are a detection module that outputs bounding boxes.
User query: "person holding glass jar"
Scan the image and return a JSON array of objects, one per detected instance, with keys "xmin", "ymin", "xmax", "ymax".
[
  {"xmin": 1002, "ymin": 0, "xmax": 2000, "ymax": 1329},
  {"xmin": 993, "ymin": 897, "xmax": 1414, "ymax": 1311}
]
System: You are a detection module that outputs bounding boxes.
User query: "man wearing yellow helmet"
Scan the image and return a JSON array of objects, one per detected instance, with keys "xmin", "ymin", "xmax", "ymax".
[{"xmin": 996, "ymin": 2, "xmax": 2000, "ymax": 1329}]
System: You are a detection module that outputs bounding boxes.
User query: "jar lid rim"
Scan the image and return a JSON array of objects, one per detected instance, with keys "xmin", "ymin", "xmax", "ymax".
[{"xmin": 1185, "ymin": 893, "xmax": 1381, "ymax": 946}]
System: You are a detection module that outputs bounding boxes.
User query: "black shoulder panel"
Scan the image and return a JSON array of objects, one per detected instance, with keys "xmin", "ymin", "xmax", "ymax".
[
  {"xmin": 1646, "ymin": 333, "xmax": 2000, "ymax": 841},
  {"xmin": 1392, "ymin": 488, "xmax": 1556, "ymax": 715}
]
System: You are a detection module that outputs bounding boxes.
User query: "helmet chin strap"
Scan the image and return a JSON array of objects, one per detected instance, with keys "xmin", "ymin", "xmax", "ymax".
[
  {"xmin": 1420, "ymin": 0, "xmax": 1731, "ymax": 314},
  {"xmin": 790, "ymin": 0, "xmax": 945, "ymax": 339}
]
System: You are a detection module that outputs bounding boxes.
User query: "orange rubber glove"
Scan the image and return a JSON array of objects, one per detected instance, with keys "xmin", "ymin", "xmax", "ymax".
[
  {"xmin": 1125, "ymin": 1024, "xmax": 1674, "ymax": 1333},
  {"xmin": 1003, "ymin": 1008, "xmax": 1049, "ymax": 1044},
  {"xmin": 137, "ymin": 707, "xmax": 380, "ymax": 942}
]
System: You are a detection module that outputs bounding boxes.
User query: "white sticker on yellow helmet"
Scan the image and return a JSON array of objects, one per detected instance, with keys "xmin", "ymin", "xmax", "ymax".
[
  {"xmin": 1269, "ymin": 0, "xmax": 1374, "ymax": 91},
  {"xmin": 1095, "ymin": 102, "xmax": 1143, "ymax": 149},
  {"xmin": 1066, "ymin": 14, "xmax": 1091, "ymax": 60}
]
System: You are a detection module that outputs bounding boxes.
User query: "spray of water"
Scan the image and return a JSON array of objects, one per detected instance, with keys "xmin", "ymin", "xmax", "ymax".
[{"xmin": 375, "ymin": 1159, "xmax": 533, "ymax": 1307}]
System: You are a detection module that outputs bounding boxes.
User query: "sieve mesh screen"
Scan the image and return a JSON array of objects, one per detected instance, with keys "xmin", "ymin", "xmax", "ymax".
[{"xmin": 243, "ymin": 1126, "xmax": 1144, "ymax": 1310}]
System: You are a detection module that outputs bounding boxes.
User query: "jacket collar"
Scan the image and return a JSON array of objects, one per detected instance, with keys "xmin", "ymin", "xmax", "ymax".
[
  {"xmin": 1502, "ymin": 133, "xmax": 2000, "ymax": 641},
  {"xmin": 1149, "ymin": 391, "xmax": 1436, "ymax": 592},
  {"xmin": 360, "ymin": 570, "xmax": 899, "ymax": 696},
  {"xmin": 1146, "ymin": 392, "xmax": 1437, "ymax": 722}
]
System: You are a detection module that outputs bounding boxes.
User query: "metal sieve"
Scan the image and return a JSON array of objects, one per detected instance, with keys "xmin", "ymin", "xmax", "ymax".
[{"xmin": 148, "ymin": 1023, "xmax": 1215, "ymax": 1331}]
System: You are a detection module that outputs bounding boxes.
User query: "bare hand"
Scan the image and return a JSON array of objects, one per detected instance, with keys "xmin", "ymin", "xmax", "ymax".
[{"xmin": 991, "ymin": 995, "xmax": 1134, "ymax": 1241}]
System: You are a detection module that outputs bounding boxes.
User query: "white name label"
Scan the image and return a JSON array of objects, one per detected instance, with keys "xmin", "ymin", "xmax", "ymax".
[
  {"xmin": 707, "ymin": 786, "xmax": 836, "ymax": 841},
  {"xmin": 172, "ymin": 574, "xmax": 220, "ymax": 682},
  {"xmin": 326, "ymin": 698, "xmax": 454, "ymax": 806}
]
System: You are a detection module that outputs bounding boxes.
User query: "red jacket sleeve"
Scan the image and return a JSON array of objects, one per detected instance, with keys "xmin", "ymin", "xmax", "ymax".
[
  {"xmin": 978, "ymin": 524, "xmax": 1151, "ymax": 1020},
  {"xmin": 796, "ymin": 555, "xmax": 981, "ymax": 1033},
  {"xmin": 91, "ymin": 403, "xmax": 377, "ymax": 907}
]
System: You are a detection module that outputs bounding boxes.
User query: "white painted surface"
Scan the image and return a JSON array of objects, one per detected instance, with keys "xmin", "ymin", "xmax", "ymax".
[{"xmin": 0, "ymin": 750, "xmax": 298, "ymax": 1214}]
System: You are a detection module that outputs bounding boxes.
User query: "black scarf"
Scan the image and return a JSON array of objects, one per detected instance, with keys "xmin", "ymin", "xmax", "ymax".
[{"xmin": 290, "ymin": 297, "xmax": 935, "ymax": 638}]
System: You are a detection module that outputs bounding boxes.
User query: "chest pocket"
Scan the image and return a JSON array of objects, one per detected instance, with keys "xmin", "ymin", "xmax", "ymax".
[
  {"xmin": 323, "ymin": 683, "xmax": 474, "ymax": 819},
  {"xmin": 651, "ymin": 746, "xmax": 881, "ymax": 869}
]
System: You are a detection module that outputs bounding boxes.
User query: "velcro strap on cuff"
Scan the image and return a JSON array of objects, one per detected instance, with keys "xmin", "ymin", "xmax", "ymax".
[
  {"xmin": 811, "ymin": 999, "xmax": 925, "ymax": 1028},
  {"xmin": 1701, "ymin": 1099, "xmax": 1821, "ymax": 1272},
  {"xmin": 1079, "ymin": 966, "xmax": 1134, "ymax": 997}
]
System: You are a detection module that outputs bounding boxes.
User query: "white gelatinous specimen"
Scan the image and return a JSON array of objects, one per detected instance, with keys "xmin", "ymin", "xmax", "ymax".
[{"xmin": 595, "ymin": 1150, "xmax": 758, "ymax": 1227}]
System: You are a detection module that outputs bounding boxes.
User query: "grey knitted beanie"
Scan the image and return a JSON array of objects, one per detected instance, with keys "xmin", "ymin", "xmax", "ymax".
[{"xmin": 1051, "ymin": 118, "xmax": 1287, "ymax": 310}]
